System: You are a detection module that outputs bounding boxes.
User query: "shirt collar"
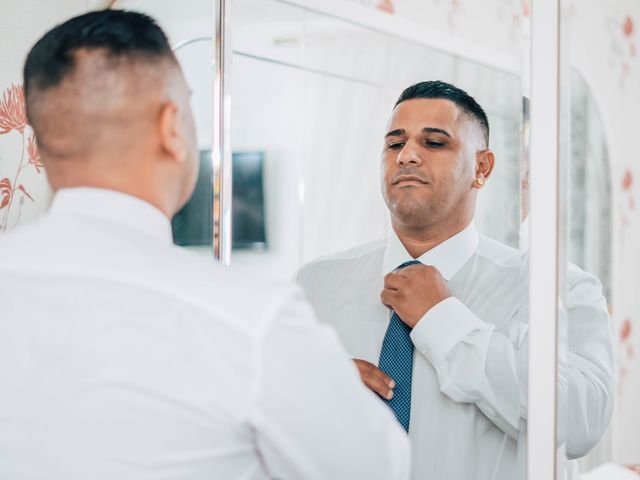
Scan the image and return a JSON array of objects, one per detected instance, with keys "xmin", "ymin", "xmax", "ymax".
[
  {"xmin": 382, "ymin": 223, "xmax": 479, "ymax": 280},
  {"xmin": 49, "ymin": 187, "xmax": 173, "ymax": 245}
]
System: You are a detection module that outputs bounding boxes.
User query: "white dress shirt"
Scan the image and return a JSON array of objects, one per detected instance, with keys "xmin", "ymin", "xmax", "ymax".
[
  {"xmin": 296, "ymin": 223, "xmax": 614, "ymax": 480},
  {"xmin": 0, "ymin": 188, "xmax": 410, "ymax": 480}
]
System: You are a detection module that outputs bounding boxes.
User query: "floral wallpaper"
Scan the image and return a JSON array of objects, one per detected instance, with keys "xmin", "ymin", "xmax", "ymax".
[
  {"xmin": 620, "ymin": 168, "xmax": 634, "ymax": 237},
  {"xmin": 606, "ymin": 13, "xmax": 637, "ymax": 86},
  {"xmin": 0, "ymin": 0, "xmax": 108, "ymax": 235},
  {"xmin": 579, "ymin": 2, "xmax": 640, "ymax": 466},
  {"xmin": 376, "ymin": 0, "xmax": 394, "ymax": 14},
  {"xmin": 619, "ymin": 317, "xmax": 635, "ymax": 393},
  {"xmin": 603, "ymin": 7, "xmax": 640, "ymax": 447},
  {"xmin": 346, "ymin": 0, "xmax": 396, "ymax": 14},
  {"xmin": 0, "ymin": 84, "xmax": 43, "ymax": 232}
]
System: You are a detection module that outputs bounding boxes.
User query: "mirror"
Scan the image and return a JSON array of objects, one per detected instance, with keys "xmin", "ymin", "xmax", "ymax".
[
  {"xmin": 113, "ymin": 0, "xmax": 217, "ymax": 256},
  {"xmin": 232, "ymin": 0, "xmax": 523, "ymax": 279},
  {"xmin": 568, "ymin": 70, "xmax": 614, "ymax": 475},
  {"xmin": 558, "ymin": 2, "xmax": 635, "ymax": 478},
  {"xmin": 123, "ymin": 0, "xmax": 534, "ymax": 478},
  {"xmin": 233, "ymin": 4, "xmax": 533, "ymax": 479},
  {"xmin": 110, "ymin": 1, "xmax": 613, "ymax": 479}
]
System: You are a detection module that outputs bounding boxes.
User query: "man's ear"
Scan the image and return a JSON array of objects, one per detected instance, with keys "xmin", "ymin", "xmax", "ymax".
[
  {"xmin": 473, "ymin": 149, "xmax": 495, "ymax": 189},
  {"xmin": 158, "ymin": 101, "xmax": 187, "ymax": 164}
]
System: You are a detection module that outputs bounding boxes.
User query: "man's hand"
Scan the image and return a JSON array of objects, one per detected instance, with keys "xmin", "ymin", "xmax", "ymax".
[
  {"xmin": 353, "ymin": 359, "xmax": 395, "ymax": 400},
  {"xmin": 380, "ymin": 264, "xmax": 451, "ymax": 328}
]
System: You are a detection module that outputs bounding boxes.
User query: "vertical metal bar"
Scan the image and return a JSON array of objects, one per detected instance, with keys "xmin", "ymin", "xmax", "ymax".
[
  {"xmin": 213, "ymin": 0, "xmax": 232, "ymax": 264},
  {"xmin": 528, "ymin": 0, "xmax": 561, "ymax": 478}
]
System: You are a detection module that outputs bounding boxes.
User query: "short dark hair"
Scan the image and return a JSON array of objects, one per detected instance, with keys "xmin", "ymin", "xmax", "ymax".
[
  {"xmin": 24, "ymin": 10, "xmax": 173, "ymax": 104},
  {"xmin": 395, "ymin": 80, "xmax": 490, "ymax": 146}
]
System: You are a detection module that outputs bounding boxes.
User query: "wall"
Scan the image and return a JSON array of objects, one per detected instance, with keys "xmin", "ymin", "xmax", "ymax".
[
  {"xmin": 346, "ymin": 0, "xmax": 525, "ymax": 57},
  {"xmin": 0, "ymin": 0, "xmax": 109, "ymax": 232}
]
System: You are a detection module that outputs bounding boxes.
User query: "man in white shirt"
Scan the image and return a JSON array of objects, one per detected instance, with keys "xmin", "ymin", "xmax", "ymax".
[
  {"xmin": 0, "ymin": 11, "xmax": 410, "ymax": 480},
  {"xmin": 296, "ymin": 81, "xmax": 614, "ymax": 479}
]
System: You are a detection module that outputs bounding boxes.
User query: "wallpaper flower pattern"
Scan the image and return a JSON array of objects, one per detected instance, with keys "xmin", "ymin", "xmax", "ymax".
[
  {"xmin": 620, "ymin": 168, "xmax": 634, "ymax": 236},
  {"xmin": 618, "ymin": 316, "xmax": 636, "ymax": 397},
  {"xmin": 376, "ymin": 0, "xmax": 395, "ymax": 14},
  {"xmin": 0, "ymin": 83, "xmax": 42, "ymax": 232},
  {"xmin": 606, "ymin": 13, "xmax": 637, "ymax": 86}
]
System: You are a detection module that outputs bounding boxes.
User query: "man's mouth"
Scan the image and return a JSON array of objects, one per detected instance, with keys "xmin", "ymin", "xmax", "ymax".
[{"xmin": 393, "ymin": 174, "xmax": 429, "ymax": 186}]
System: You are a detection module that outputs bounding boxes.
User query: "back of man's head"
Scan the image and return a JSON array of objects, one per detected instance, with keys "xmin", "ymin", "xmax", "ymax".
[
  {"xmin": 395, "ymin": 80, "xmax": 490, "ymax": 148},
  {"xmin": 24, "ymin": 10, "xmax": 198, "ymax": 216}
]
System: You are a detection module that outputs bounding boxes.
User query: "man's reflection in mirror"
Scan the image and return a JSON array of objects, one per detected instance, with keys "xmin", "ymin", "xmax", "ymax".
[
  {"xmin": 295, "ymin": 81, "xmax": 614, "ymax": 480},
  {"xmin": 519, "ymin": 128, "xmax": 615, "ymax": 478}
]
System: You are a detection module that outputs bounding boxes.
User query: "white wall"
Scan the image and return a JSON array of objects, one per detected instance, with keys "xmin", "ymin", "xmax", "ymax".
[{"xmin": 346, "ymin": 0, "xmax": 524, "ymax": 57}]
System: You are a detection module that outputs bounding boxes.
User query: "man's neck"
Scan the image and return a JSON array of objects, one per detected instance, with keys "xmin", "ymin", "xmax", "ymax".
[
  {"xmin": 392, "ymin": 221, "xmax": 471, "ymax": 259},
  {"xmin": 49, "ymin": 168, "xmax": 174, "ymax": 219}
]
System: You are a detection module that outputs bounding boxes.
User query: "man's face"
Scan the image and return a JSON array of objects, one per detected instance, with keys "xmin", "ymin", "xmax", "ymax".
[{"xmin": 381, "ymin": 98, "xmax": 480, "ymax": 230}]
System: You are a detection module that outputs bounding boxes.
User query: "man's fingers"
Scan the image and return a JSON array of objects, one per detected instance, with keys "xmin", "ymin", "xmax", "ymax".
[
  {"xmin": 367, "ymin": 364, "xmax": 395, "ymax": 389},
  {"xmin": 363, "ymin": 373, "xmax": 395, "ymax": 400},
  {"xmin": 397, "ymin": 263, "xmax": 428, "ymax": 274},
  {"xmin": 383, "ymin": 272, "xmax": 406, "ymax": 290},
  {"xmin": 353, "ymin": 359, "xmax": 395, "ymax": 399},
  {"xmin": 354, "ymin": 359, "xmax": 395, "ymax": 386},
  {"xmin": 380, "ymin": 288, "xmax": 399, "ymax": 308}
]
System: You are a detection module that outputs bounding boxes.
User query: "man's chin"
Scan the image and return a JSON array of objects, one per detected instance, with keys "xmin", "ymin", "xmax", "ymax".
[{"xmin": 389, "ymin": 202, "xmax": 435, "ymax": 227}]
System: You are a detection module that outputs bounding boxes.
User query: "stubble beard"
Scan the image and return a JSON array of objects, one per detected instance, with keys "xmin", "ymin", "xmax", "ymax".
[{"xmin": 385, "ymin": 188, "xmax": 442, "ymax": 232}]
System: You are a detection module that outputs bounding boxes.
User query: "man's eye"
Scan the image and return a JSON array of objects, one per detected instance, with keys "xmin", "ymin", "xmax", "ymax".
[
  {"xmin": 387, "ymin": 142, "xmax": 405, "ymax": 149},
  {"xmin": 425, "ymin": 141, "xmax": 444, "ymax": 148}
]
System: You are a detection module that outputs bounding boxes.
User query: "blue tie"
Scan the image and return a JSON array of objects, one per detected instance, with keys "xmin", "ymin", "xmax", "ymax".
[{"xmin": 378, "ymin": 260, "xmax": 421, "ymax": 432}]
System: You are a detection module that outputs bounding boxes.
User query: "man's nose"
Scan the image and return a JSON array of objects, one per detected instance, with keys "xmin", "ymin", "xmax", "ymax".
[{"xmin": 397, "ymin": 142, "xmax": 423, "ymax": 166}]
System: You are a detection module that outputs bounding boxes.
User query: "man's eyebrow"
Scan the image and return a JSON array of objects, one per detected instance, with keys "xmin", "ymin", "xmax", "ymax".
[
  {"xmin": 423, "ymin": 127, "xmax": 452, "ymax": 138},
  {"xmin": 385, "ymin": 129, "xmax": 405, "ymax": 138},
  {"xmin": 384, "ymin": 127, "xmax": 453, "ymax": 138}
]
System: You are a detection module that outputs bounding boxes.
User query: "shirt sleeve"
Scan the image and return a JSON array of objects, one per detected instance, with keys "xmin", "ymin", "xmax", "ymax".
[
  {"xmin": 249, "ymin": 286, "xmax": 411, "ymax": 480},
  {"xmin": 409, "ymin": 267, "xmax": 615, "ymax": 452},
  {"xmin": 564, "ymin": 266, "xmax": 615, "ymax": 458},
  {"xmin": 409, "ymin": 297, "xmax": 525, "ymax": 439}
]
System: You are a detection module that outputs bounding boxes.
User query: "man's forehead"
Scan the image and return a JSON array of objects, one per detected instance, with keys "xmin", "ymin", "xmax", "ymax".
[{"xmin": 387, "ymin": 98, "xmax": 462, "ymax": 131}]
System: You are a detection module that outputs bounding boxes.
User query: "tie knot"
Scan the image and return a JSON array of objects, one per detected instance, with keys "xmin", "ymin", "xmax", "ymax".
[{"xmin": 397, "ymin": 260, "xmax": 421, "ymax": 270}]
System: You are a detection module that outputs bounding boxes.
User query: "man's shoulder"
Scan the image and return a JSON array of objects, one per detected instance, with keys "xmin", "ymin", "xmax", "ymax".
[
  {"xmin": 1, "ymin": 216, "xmax": 299, "ymax": 328},
  {"xmin": 304, "ymin": 238, "xmax": 386, "ymax": 265},
  {"xmin": 0, "ymin": 215, "xmax": 45, "ymax": 246},
  {"xmin": 177, "ymin": 246, "xmax": 290, "ymax": 290},
  {"xmin": 476, "ymin": 234, "xmax": 524, "ymax": 270},
  {"xmin": 154, "ymin": 244, "xmax": 300, "ymax": 314},
  {"xmin": 296, "ymin": 239, "xmax": 386, "ymax": 279}
]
